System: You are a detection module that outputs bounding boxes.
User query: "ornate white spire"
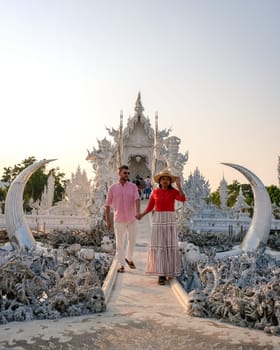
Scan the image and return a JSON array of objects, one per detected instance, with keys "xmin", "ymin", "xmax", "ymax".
[
  {"xmin": 233, "ymin": 186, "xmax": 251, "ymax": 212},
  {"xmin": 135, "ymin": 92, "xmax": 144, "ymax": 115},
  {"xmin": 155, "ymin": 111, "xmax": 158, "ymax": 138},
  {"xmin": 219, "ymin": 175, "xmax": 228, "ymax": 209},
  {"xmin": 119, "ymin": 111, "xmax": 123, "ymax": 166},
  {"xmin": 185, "ymin": 167, "xmax": 210, "ymax": 211}
]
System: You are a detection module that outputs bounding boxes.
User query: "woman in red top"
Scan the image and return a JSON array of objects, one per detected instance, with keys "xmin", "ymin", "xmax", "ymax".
[{"xmin": 137, "ymin": 170, "xmax": 186, "ymax": 285}]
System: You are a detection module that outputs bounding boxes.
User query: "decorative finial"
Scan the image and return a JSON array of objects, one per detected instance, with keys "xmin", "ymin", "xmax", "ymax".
[{"xmin": 135, "ymin": 92, "xmax": 144, "ymax": 114}]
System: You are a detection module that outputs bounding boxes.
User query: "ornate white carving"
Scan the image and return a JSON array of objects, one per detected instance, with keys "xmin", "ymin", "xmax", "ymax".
[
  {"xmin": 34, "ymin": 173, "xmax": 55, "ymax": 215},
  {"xmin": 164, "ymin": 136, "xmax": 188, "ymax": 177},
  {"xmin": 152, "ymin": 119, "xmax": 170, "ymax": 175},
  {"xmin": 106, "ymin": 117, "xmax": 122, "ymax": 169},
  {"xmin": 86, "ymin": 138, "xmax": 116, "ymax": 216},
  {"xmin": 49, "ymin": 166, "xmax": 93, "ymax": 216},
  {"xmin": 184, "ymin": 167, "xmax": 211, "ymax": 213}
]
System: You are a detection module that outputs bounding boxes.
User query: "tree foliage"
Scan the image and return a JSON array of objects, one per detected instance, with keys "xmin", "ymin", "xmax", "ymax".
[
  {"xmin": 266, "ymin": 185, "xmax": 280, "ymax": 206},
  {"xmin": 209, "ymin": 190, "xmax": 220, "ymax": 206},
  {"xmin": 1, "ymin": 157, "xmax": 67, "ymax": 212},
  {"xmin": 210, "ymin": 180, "xmax": 280, "ymax": 209}
]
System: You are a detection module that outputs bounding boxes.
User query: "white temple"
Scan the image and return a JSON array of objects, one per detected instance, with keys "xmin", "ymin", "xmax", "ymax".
[
  {"xmin": 88, "ymin": 93, "xmax": 188, "ymax": 181},
  {"xmin": 0, "ymin": 95, "xmax": 280, "ymax": 235},
  {"xmin": 86, "ymin": 93, "xmax": 188, "ymax": 215}
]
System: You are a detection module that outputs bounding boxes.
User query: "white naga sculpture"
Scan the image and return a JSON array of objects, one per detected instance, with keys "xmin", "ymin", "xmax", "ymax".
[
  {"xmin": 222, "ymin": 163, "xmax": 272, "ymax": 251},
  {"xmin": 5, "ymin": 159, "xmax": 56, "ymax": 250}
]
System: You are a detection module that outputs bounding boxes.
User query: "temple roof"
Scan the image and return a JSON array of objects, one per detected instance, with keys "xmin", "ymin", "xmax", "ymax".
[
  {"xmin": 135, "ymin": 92, "xmax": 144, "ymax": 115},
  {"xmin": 123, "ymin": 93, "xmax": 154, "ymax": 140}
]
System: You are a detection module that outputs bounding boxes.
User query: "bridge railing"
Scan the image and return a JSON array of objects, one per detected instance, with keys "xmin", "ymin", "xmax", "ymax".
[{"xmin": 0, "ymin": 214, "xmax": 95, "ymax": 232}]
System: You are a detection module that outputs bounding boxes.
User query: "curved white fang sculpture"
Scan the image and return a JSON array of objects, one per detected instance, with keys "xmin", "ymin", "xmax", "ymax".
[
  {"xmin": 222, "ymin": 163, "xmax": 272, "ymax": 251},
  {"xmin": 5, "ymin": 159, "xmax": 56, "ymax": 250}
]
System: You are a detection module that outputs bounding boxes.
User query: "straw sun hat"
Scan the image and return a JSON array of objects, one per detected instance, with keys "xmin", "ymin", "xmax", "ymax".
[{"xmin": 153, "ymin": 169, "xmax": 177, "ymax": 184}]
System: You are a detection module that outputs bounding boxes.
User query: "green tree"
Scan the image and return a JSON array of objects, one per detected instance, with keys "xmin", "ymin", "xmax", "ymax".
[
  {"xmin": 0, "ymin": 187, "xmax": 6, "ymax": 213},
  {"xmin": 210, "ymin": 180, "xmax": 254, "ymax": 208},
  {"xmin": 227, "ymin": 180, "xmax": 241, "ymax": 207},
  {"xmin": 209, "ymin": 189, "xmax": 220, "ymax": 206},
  {"xmin": 49, "ymin": 168, "xmax": 68, "ymax": 203},
  {"xmin": 210, "ymin": 181, "xmax": 280, "ymax": 211},
  {"xmin": 266, "ymin": 185, "xmax": 280, "ymax": 206},
  {"xmin": 1, "ymin": 157, "xmax": 67, "ymax": 211},
  {"xmin": 240, "ymin": 183, "xmax": 254, "ymax": 206}
]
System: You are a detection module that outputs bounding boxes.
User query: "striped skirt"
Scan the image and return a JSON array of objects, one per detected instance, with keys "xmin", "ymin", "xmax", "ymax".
[{"xmin": 145, "ymin": 211, "xmax": 181, "ymax": 277}]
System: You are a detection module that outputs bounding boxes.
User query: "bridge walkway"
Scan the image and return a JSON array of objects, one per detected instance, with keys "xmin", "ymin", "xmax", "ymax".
[{"xmin": 1, "ymin": 201, "xmax": 280, "ymax": 349}]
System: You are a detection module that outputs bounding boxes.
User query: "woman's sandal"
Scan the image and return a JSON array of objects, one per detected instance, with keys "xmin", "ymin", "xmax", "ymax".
[
  {"xmin": 117, "ymin": 266, "xmax": 125, "ymax": 273},
  {"xmin": 158, "ymin": 276, "xmax": 166, "ymax": 285},
  {"xmin": 125, "ymin": 258, "xmax": 136, "ymax": 269}
]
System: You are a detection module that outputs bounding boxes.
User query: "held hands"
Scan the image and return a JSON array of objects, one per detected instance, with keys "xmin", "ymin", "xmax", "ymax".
[{"xmin": 136, "ymin": 213, "xmax": 144, "ymax": 220}]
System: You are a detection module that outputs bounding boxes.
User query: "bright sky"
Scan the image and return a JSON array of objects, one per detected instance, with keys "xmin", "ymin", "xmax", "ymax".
[{"xmin": 0, "ymin": 0, "xmax": 279, "ymax": 191}]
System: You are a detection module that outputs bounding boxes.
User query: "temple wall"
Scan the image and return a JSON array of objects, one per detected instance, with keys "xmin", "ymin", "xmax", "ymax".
[
  {"xmin": 0, "ymin": 214, "xmax": 93, "ymax": 232},
  {"xmin": 1, "ymin": 214, "xmax": 280, "ymax": 233}
]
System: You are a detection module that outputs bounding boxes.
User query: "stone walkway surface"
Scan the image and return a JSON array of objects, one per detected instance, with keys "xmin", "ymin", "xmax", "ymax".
[{"xmin": 1, "ymin": 202, "xmax": 280, "ymax": 350}]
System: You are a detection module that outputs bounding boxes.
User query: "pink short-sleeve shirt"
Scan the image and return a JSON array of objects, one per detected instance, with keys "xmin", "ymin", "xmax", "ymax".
[{"xmin": 105, "ymin": 182, "xmax": 139, "ymax": 223}]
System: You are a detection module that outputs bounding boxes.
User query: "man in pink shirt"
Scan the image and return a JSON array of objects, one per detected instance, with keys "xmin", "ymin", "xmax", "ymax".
[{"xmin": 105, "ymin": 165, "xmax": 140, "ymax": 272}]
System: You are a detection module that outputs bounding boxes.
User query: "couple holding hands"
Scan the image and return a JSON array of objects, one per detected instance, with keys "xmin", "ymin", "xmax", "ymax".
[{"xmin": 105, "ymin": 165, "xmax": 186, "ymax": 285}]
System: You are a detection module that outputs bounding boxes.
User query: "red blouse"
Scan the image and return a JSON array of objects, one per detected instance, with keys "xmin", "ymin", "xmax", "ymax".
[{"xmin": 145, "ymin": 188, "xmax": 186, "ymax": 213}]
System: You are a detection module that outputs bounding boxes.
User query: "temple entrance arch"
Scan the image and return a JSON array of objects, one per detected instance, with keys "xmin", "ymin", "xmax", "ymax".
[{"xmin": 128, "ymin": 155, "xmax": 151, "ymax": 182}]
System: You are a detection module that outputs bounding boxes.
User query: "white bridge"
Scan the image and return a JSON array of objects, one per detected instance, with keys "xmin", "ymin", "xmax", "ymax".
[{"xmin": 1, "ymin": 214, "xmax": 280, "ymax": 235}]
